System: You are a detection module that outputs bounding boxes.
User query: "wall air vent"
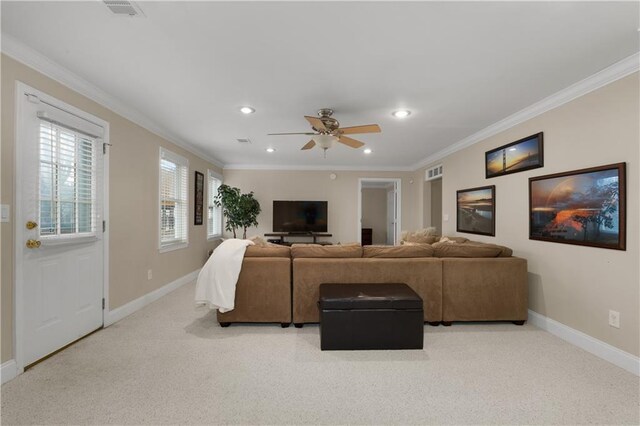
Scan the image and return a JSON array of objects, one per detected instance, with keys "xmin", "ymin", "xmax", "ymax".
[
  {"xmin": 236, "ymin": 138, "xmax": 252, "ymax": 144},
  {"xmin": 103, "ymin": 0, "xmax": 145, "ymax": 17}
]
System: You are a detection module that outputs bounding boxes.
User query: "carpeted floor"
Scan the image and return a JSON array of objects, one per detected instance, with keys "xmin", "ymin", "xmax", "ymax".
[{"xmin": 1, "ymin": 281, "xmax": 638, "ymax": 425}]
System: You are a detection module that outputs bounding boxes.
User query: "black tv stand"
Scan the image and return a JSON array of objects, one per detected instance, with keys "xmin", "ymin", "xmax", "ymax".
[{"xmin": 264, "ymin": 232, "xmax": 332, "ymax": 246}]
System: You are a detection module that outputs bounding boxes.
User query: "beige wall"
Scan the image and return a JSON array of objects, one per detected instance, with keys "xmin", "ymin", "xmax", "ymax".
[
  {"xmin": 361, "ymin": 188, "xmax": 388, "ymax": 244},
  {"xmin": 1, "ymin": 55, "xmax": 222, "ymax": 363},
  {"xmin": 222, "ymin": 170, "xmax": 422, "ymax": 244},
  {"xmin": 421, "ymin": 73, "xmax": 639, "ymax": 356}
]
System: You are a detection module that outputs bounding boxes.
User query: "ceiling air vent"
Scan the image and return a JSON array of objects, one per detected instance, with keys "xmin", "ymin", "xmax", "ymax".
[
  {"xmin": 103, "ymin": 0, "xmax": 144, "ymax": 17},
  {"xmin": 236, "ymin": 138, "xmax": 252, "ymax": 144}
]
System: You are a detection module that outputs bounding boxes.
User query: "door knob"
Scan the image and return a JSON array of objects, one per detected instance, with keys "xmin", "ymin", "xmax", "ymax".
[
  {"xmin": 26, "ymin": 239, "xmax": 41, "ymax": 249},
  {"xmin": 26, "ymin": 221, "xmax": 38, "ymax": 230}
]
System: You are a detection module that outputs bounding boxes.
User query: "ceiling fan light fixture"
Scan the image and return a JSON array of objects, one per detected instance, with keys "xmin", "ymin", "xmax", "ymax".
[
  {"xmin": 266, "ymin": 147, "xmax": 275, "ymax": 153},
  {"xmin": 313, "ymin": 134, "xmax": 337, "ymax": 150},
  {"xmin": 240, "ymin": 106, "xmax": 255, "ymax": 114},
  {"xmin": 392, "ymin": 110, "xmax": 411, "ymax": 118}
]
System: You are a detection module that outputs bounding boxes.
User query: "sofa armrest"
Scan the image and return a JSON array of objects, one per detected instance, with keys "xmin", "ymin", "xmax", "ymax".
[
  {"xmin": 441, "ymin": 257, "xmax": 527, "ymax": 322},
  {"xmin": 217, "ymin": 257, "xmax": 291, "ymax": 323}
]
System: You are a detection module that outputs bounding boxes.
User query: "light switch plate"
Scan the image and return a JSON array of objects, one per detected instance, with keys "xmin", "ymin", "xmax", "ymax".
[
  {"xmin": 443, "ymin": 213, "xmax": 449, "ymax": 222},
  {"xmin": 0, "ymin": 205, "xmax": 9, "ymax": 223}
]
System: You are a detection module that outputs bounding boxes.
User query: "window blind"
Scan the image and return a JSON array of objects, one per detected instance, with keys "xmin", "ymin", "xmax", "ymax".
[
  {"xmin": 39, "ymin": 120, "xmax": 99, "ymax": 240},
  {"xmin": 207, "ymin": 170, "xmax": 222, "ymax": 238},
  {"xmin": 160, "ymin": 148, "xmax": 189, "ymax": 249}
]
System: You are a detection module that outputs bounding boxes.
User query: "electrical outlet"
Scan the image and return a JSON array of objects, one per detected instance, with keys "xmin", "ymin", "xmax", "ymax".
[
  {"xmin": 608, "ymin": 310, "xmax": 620, "ymax": 328},
  {"xmin": 147, "ymin": 269, "xmax": 153, "ymax": 280}
]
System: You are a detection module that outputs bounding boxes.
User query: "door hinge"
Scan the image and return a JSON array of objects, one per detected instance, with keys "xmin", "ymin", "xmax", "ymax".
[
  {"xmin": 103, "ymin": 142, "xmax": 112, "ymax": 154},
  {"xmin": 102, "ymin": 298, "xmax": 105, "ymax": 309},
  {"xmin": 102, "ymin": 220, "xmax": 106, "ymax": 232}
]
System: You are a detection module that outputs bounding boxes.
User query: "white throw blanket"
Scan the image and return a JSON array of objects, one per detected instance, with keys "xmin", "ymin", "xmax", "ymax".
[{"xmin": 194, "ymin": 239, "xmax": 254, "ymax": 312}]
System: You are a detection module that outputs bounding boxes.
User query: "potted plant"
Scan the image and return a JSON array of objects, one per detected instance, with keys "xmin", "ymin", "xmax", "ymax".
[{"xmin": 214, "ymin": 184, "xmax": 261, "ymax": 239}]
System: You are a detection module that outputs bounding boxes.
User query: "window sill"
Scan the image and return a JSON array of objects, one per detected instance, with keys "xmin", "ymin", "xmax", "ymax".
[
  {"xmin": 159, "ymin": 242, "xmax": 188, "ymax": 253},
  {"xmin": 207, "ymin": 234, "xmax": 222, "ymax": 241}
]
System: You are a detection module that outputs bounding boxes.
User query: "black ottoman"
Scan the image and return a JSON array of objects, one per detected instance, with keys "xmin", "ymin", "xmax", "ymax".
[{"xmin": 318, "ymin": 283, "xmax": 424, "ymax": 350}]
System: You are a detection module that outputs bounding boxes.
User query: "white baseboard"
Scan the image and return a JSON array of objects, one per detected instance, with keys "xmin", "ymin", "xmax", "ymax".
[
  {"xmin": 104, "ymin": 269, "xmax": 200, "ymax": 327},
  {"xmin": 1, "ymin": 360, "xmax": 18, "ymax": 385},
  {"xmin": 528, "ymin": 310, "xmax": 639, "ymax": 376}
]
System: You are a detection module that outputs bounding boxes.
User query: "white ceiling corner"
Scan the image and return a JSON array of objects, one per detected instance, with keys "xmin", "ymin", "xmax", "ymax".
[
  {"xmin": 411, "ymin": 52, "xmax": 640, "ymax": 170},
  {"xmin": 1, "ymin": 33, "xmax": 225, "ymax": 169}
]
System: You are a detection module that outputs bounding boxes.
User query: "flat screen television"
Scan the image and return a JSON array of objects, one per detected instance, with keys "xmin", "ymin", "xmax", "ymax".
[{"xmin": 272, "ymin": 201, "xmax": 328, "ymax": 233}]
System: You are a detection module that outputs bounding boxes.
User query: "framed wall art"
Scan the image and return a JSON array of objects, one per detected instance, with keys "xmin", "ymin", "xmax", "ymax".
[
  {"xmin": 486, "ymin": 132, "xmax": 543, "ymax": 178},
  {"xmin": 456, "ymin": 185, "xmax": 495, "ymax": 236},
  {"xmin": 529, "ymin": 162, "xmax": 626, "ymax": 250},
  {"xmin": 194, "ymin": 171, "xmax": 204, "ymax": 226}
]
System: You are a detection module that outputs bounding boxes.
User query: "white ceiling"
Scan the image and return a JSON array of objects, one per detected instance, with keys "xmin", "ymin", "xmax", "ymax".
[{"xmin": 2, "ymin": 1, "xmax": 638, "ymax": 169}]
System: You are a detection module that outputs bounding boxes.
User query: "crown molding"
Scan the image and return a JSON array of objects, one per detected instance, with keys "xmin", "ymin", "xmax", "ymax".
[
  {"xmin": 1, "ymin": 34, "xmax": 225, "ymax": 169},
  {"xmin": 412, "ymin": 52, "xmax": 640, "ymax": 170},
  {"xmin": 223, "ymin": 163, "xmax": 415, "ymax": 172}
]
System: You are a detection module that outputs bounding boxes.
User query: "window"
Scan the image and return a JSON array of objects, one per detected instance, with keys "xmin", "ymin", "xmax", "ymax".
[
  {"xmin": 207, "ymin": 170, "xmax": 222, "ymax": 238},
  {"xmin": 39, "ymin": 120, "xmax": 99, "ymax": 240},
  {"xmin": 159, "ymin": 148, "xmax": 189, "ymax": 251}
]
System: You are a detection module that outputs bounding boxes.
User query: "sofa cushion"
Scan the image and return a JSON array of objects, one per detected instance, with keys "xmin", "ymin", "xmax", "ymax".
[
  {"xmin": 244, "ymin": 245, "xmax": 291, "ymax": 258},
  {"xmin": 363, "ymin": 244, "xmax": 434, "ymax": 258},
  {"xmin": 433, "ymin": 241, "xmax": 503, "ymax": 258},
  {"xmin": 291, "ymin": 244, "xmax": 362, "ymax": 258}
]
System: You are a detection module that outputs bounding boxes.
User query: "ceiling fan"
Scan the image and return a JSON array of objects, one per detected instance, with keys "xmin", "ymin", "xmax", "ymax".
[{"xmin": 268, "ymin": 109, "xmax": 381, "ymax": 155}]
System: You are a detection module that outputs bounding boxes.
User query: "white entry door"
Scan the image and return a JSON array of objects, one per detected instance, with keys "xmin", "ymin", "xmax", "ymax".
[{"xmin": 17, "ymin": 85, "xmax": 106, "ymax": 367}]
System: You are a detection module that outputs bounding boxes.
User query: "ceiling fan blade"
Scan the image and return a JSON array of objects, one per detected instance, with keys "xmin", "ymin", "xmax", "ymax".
[
  {"xmin": 301, "ymin": 140, "xmax": 316, "ymax": 150},
  {"xmin": 339, "ymin": 124, "xmax": 381, "ymax": 135},
  {"xmin": 268, "ymin": 132, "xmax": 317, "ymax": 136},
  {"xmin": 304, "ymin": 116, "xmax": 327, "ymax": 132},
  {"xmin": 338, "ymin": 135, "xmax": 365, "ymax": 149}
]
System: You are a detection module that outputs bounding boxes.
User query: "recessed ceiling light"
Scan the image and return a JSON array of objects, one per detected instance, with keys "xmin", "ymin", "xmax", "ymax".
[
  {"xmin": 392, "ymin": 110, "xmax": 411, "ymax": 118},
  {"xmin": 240, "ymin": 106, "xmax": 255, "ymax": 114},
  {"xmin": 266, "ymin": 147, "xmax": 275, "ymax": 153},
  {"xmin": 509, "ymin": 147, "xmax": 517, "ymax": 151},
  {"xmin": 363, "ymin": 148, "xmax": 372, "ymax": 154}
]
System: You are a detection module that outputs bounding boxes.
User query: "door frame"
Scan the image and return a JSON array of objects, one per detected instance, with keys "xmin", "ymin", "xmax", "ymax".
[
  {"xmin": 357, "ymin": 178, "xmax": 402, "ymax": 245},
  {"xmin": 13, "ymin": 81, "xmax": 110, "ymax": 374}
]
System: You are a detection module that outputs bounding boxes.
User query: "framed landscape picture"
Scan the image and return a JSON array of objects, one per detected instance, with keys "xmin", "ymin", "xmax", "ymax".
[
  {"xmin": 456, "ymin": 185, "xmax": 495, "ymax": 236},
  {"xmin": 486, "ymin": 132, "xmax": 543, "ymax": 178},
  {"xmin": 529, "ymin": 163, "xmax": 626, "ymax": 250},
  {"xmin": 194, "ymin": 171, "xmax": 204, "ymax": 226}
]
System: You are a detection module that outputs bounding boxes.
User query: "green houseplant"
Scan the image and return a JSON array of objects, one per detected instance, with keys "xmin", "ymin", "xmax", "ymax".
[{"xmin": 214, "ymin": 184, "xmax": 261, "ymax": 239}]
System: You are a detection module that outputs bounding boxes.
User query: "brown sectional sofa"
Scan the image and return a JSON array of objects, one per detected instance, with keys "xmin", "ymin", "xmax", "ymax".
[{"xmin": 216, "ymin": 241, "xmax": 528, "ymax": 328}]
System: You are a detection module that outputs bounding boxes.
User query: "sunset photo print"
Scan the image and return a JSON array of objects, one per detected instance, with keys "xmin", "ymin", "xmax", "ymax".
[{"xmin": 529, "ymin": 163, "xmax": 626, "ymax": 250}]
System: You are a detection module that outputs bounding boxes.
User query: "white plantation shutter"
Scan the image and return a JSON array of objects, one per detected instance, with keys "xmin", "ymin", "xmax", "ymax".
[
  {"xmin": 207, "ymin": 170, "xmax": 222, "ymax": 238},
  {"xmin": 159, "ymin": 148, "xmax": 189, "ymax": 250},
  {"xmin": 38, "ymin": 119, "xmax": 101, "ymax": 242}
]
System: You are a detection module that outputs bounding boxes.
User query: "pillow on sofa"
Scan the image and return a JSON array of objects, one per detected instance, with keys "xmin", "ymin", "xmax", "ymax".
[
  {"xmin": 464, "ymin": 241, "xmax": 513, "ymax": 257},
  {"xmin": 244, "ymin": 245, "xmax": 291, "ymax": 258},
  {"xmin": 363, "ymin": 244, "xmax": 434, "ymax": 258},
  {"xmin": 432, "ymin": 241, "xmax": 502, "ymax": 258},
  {"xmin": 291, "ymin": 244, "xmax": 362, "ymax": 258},
  {"xmin": 439, "ymin": 236, "xmax": 469, "ymax": 244},
  {"xmin": 401, "ymin": 227, "xmax": 439, "ymax": 244}
]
